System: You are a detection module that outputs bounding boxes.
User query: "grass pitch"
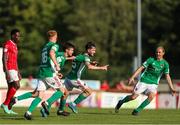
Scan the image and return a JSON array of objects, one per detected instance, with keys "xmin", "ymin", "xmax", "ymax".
[{"xmin": 0, "ymin": 107, "xmax": 179, "ymax": 124}]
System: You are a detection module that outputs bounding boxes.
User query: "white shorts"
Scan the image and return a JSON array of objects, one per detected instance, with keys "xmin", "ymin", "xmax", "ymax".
[
  {"xmin": 36, "ymin": 76, "xmax": 64, "ymax": 91},
  {"xmin": 133, "ymin": 81, "xmax": 158, "ymax": 95},
  {"xmin": 6, "ymin": 70, "xmax": 19, "ymax": 83},
  {"xmin": 64, "ymin": 78, "xmax": 88, "ymax": 91}
]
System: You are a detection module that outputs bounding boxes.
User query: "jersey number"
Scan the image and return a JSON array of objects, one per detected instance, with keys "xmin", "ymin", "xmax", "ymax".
[{"xmin": 42, "ymin": 51, "xmax": 48, "ymax": 63}]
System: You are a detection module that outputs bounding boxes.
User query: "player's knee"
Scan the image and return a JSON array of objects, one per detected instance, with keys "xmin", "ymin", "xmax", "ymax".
[
  {"xmin": 131, "ymin": 96, "xmax": 136, "ymax": 100},
  {"xmin": 32, "ymin": 91, "xmax": 39, "ymax": 97},
  {"xmin": 85, "ymin": 89, "xmax": 92, "ymax": 96},
  {"xmin": 63, "ymin": 91, "xmax": 69, "ymax": 98},
  {"xmin": 147, "ymin": 93, "xmax": 155, "ymax": 101},
  {"xmin": 16, "ymin": 84, "xmax": 20, "ymax": 90},
  {"xmin": 89, "ymin": 90, "xmax": 92, "ymax": 95},
  {"xmin": 38, "ymin": 91, "xmax": 45, "ymax": 99},
  {"xmin": 13, "ymin": 82, "xmax": 20, "ymax": 90},
  {"xmin": 131, "ymin": 94, "xmax": 138, "ymax": 100},
  {"xmin": 59, "ymin": 87, "xmax": 65, "ymax": 94}
]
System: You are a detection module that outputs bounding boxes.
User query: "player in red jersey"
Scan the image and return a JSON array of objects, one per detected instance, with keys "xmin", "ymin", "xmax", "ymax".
[{"xmin": 1, "ymin": 29, "xmax": 21, "ymax": 114}]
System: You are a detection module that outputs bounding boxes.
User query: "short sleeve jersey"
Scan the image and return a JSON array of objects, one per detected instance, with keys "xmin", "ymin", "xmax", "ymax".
[
  {"xmin": 3, "ymin": 40, "xmax": 18, "ymax": 70},
  {"xmin": 50, "ymin": 52, "xmax": 66, "ymax": 74},
  {"xmin": 67, "ymin": 53, "xmax": 91, "ymax": 80},
  {"xmin": 37, "ymin": 41, "xmax": 59, "ymax": 78},
  {"xmin": 140, "ymin": 57, "xmax": 169, "ymax": 85}
]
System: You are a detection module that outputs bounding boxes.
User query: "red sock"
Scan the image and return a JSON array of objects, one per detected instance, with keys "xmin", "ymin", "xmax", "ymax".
[
  {"xmin": 3, "ymin": 87, "xmax": 16, "ymax": 106},
  {"xmin": 3, "ymin": 87, "xmax": 10, "ymax": 105}
]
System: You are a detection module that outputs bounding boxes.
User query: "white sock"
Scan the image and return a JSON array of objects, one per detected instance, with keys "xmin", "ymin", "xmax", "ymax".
[{"xmin": 27, "ymin": 111, "xmax": 32, "ymax": 115}]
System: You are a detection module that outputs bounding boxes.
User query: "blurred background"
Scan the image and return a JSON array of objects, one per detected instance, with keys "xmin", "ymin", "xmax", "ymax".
[{"xmin": 0, "ymin": 0, "xmax": 180, "ymax": 109}]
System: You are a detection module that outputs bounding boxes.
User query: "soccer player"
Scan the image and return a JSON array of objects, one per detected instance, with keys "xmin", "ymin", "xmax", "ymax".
[
  {"xmin": 41, "ymin": 42, "xmax": 109, "ymax": 115},
  {"xmin": 9, "ymin": 30, "xmax": 65, "ymax": 120},
  {"xmin": 115, "ymin": 46, "xmax": 176, "ymax": 115},
  {"xmin": 1, "ymin": 29, "xmax": 21, "ymax": 115},
  {"xmin": 62, "ymin": 42, "xmax": 108, "ymax": 114},
  {"xmin": 40, "ymin": 42, "xmax": 75, "ymax": 117}
]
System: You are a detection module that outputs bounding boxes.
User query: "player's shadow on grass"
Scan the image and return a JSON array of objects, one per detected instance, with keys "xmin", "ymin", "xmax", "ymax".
[
  {"xmin": 81, "ymin": 110, "xmax": 129, "ymax": 115},
  {"xmin": 81, "ymin": 111, "xmax": 113, "ymax": 115},
  {"xmin": 0, "ymin": 112, "xmax": 24, "ymax": 120},
  {"xmin": 0, "ymin": 116, "xmax": 24, "ymax": 120}
]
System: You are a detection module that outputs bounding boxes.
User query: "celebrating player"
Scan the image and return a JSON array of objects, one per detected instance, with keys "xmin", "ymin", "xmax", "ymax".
[
  {"xmin": 115, "ymin": 46, "xmax": 176, "ymax": 115},
  {"xmin": 63, "ymin": 42, "xmax": 108, "ymax": 114},
  {"xmin": 9, "ymin": 30, "xmax": 65, "ymax": 120},
  {"xmin": 1, "ymin": 29, "xmax": 21, "ymax": 115},
  {"xmin": 40, "ymin": 42, "xmax": 75, "ymax": 117},
  {"xmin": 41, "ymin": 42, "xmax": 109, "ymax": 115}
]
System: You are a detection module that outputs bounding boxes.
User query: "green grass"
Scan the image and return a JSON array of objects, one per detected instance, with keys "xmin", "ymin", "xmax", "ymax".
[{"xmin": 0, "ymin": 107, "xmax": 179, "ymax": 124}]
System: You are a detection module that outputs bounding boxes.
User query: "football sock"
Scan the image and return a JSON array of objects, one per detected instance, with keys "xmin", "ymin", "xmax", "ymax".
[
  {"xmin": 28, "ymin": 97, "xmax": 42, "ymax": 113},
  {"xmin": 17, "ymin": 92, "xmax": 32, "ymax": 101},
  {"xmin": 74, "ymin": 93, "xmax": 87, "ymax": 105},
  {"xmin": 47, "ymin": 90, "xmax": 63, "ymax": 109},
  {"xmin": 135, "ymin": 98, "xmax": 150, "ymax": 112},
  {"xmin": 121, "ymin": 95, "xmax": 132, "ymax": 103},
  {"xmin": 58, "ymin": 98, "xmax": 66, "ymax": 111},
  {"xmin": 4, "ymin": 87, "xmax": 16, "ymax": 105},
  {"xmin": 3, "ymin": 87, "xmax": 10, "ymax": 105}
]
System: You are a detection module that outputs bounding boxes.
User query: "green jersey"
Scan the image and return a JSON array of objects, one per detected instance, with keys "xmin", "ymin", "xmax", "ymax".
[
  {"xmin": 140, "ymin": 57, "xmax": 169, "ymax": 85},
  {"xmin": 38, "ymin": 41, "xmax": 59, "ymax": 78},
  {"xmin": 67, "ymin": 53, "xmax": 91, "ymax": 80},
  {"xmin": 50, "ymin": 52, "xmax": 67, "ymax": 73},
  {"xmin": 57, "ymin": 52, "xmax": 66, "ymax": 68}
]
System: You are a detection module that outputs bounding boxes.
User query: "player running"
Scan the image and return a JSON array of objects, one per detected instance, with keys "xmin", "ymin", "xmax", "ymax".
[
  {"xmin": 1, "ymin": 29, "xmax": 21, "ymax": 115},
  {"xmin": 40, "ymin": 42, "xmax": 75, "ymax": 117},
  {"xmin": 115, "ymin": 46, "xmax": 176, "ymax": 115},
  {"xmin": 41, "ymin": 42, "xmax": 109, "ymax": 115},
  {"xmin": 66, "ymin": 42, "xmax": 109, "ymax": 113},
  {"xmin": 9, "ymin": 30, "xmax": 65, "ymax": 120}
]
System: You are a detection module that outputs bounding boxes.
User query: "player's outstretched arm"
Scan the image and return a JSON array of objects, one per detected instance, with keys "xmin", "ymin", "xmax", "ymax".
[
  {"xmin": 86, "ymin": 63, "xmax": 109, "ymax": 71},
  {"xmin": 90, "ymin": 61, "xmax": 99, "ymax": 66},
  {"xmin": 66, "ymin": 56, "xmax": 76, "ymax": 61},
  {"xmin": 128, "ymin": 66, "xmax": 145, "ymax": 85},
  {"xmin": 165, "ymin": 74, "xmax": 176, "ymax": 96}
]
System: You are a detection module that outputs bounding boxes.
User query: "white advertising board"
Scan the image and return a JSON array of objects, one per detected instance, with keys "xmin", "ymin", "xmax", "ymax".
[
  {"xmin": 0, "ymin": 89, "xmax": 157, "ymax": 109},
  {"xmin": 0, "ymin": 48, "xmax": 7, "ymax": 88}
]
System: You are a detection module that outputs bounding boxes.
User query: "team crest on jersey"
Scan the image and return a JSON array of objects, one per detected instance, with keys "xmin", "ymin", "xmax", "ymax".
[{"xmin": 160, "ymin": 64, "xmax": 164, "ymax": 68}]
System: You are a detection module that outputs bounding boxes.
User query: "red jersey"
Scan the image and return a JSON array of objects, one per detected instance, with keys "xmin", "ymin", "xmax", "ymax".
[{"xmin": 3, "ymin": 40, "xmax": 18, "ymax": 70}]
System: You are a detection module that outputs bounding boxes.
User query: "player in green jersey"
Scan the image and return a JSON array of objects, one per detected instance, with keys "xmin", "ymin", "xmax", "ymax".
[
  {"xmin": 65, "ymin": 42, "xmax": 109, "ymax": 114},
  {"xmin": 40, "ymin": 42, "xmax": 75, "ymax": 117},
  {"xmin": 40, "ymin": 42, "xmax": 109, "ymax": 115},
  {"xmin": 9, "ymin": 30, "xmax": 65, "ymax": 120},
  {"xmin": 115, "ymin": 46, "xmax": 176, "ymax": 115}
]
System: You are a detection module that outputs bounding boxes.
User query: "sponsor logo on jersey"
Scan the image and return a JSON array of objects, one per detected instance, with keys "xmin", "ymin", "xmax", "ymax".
[{"xmin": 160, "ymin": 64, "xmax": 164, "ymax": 68}]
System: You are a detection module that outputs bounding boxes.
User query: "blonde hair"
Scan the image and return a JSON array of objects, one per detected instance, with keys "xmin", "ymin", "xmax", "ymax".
[
  {"xmin": 156, "ymin": 46, "xmax": 165, "ymax": 53},
  {"xmin": 47, "ymin": 30, "xmax": 57, "ymax": 38}
]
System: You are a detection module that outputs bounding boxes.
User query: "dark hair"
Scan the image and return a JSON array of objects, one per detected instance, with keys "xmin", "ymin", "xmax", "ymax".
[
  {"xmin": 85, "ymin": 41, "xmax": 96, "ymax": 50},
  {"xmin": 63, "ymin": 42, "xmax": 75, "ymax": 51},
  {"xmin": 11, "ymin": 29, "xmax": 20, "ymax": 36}
]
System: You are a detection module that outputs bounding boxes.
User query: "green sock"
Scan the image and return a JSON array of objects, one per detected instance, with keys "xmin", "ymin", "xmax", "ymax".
[
  {"xmin": 47, "ymin": 90, "xmax": 63, "ymax": 109},
  {"xmin": 74, "ymin": 93, "xmax": 87, "ymax": 105},
  {"xmin": 17, "ymin": 92, "xmax": 32, "ymax": 101},
  {"xmin": 135, "ymin": 98, "xmax": 150, "ymax": 112},
  {"xmin": 59, "ymin": 98, "xmax": 66, "ymax": 111},
  {"xmin": 28, "ymin": 97, "xmax": 41, "ymax": 113},
  {"xmin": 121, "ymin": 95, "xmax": 132, "ymax": 103}
]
